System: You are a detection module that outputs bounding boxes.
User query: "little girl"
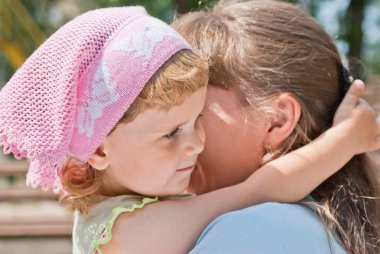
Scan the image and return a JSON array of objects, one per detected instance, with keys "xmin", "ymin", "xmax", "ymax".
[{"xmin": 0, "ymin": 7, "xmax": 378, "ymax": 254}]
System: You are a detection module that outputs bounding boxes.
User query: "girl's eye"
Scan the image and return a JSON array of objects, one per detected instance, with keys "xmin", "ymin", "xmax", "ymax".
[{"xmin": 164, "ymin": 127, "xmax": 181, "ymax": 139}]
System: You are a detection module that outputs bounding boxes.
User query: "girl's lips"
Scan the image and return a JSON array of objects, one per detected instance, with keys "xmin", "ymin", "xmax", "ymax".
[{"xmin": 176, "ymin": 166, "xmax": 195, "ymax": 172}]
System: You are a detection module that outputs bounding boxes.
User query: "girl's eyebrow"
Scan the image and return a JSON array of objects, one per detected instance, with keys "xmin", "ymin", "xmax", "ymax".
[
  {"xmin": 151, "ymin": 117, "xmax": 187, "ymax": 134},
  {"xmin": 153, "ymin": 110, "xmax": 205, "ymax": 134},
  {"xmin": 155, "ymin": 123, "xmax": 184, "ymax": 134}
]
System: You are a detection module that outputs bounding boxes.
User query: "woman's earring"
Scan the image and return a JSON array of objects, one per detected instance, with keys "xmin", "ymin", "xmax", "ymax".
[
  {"xmin": 265, "ymin": 145, "xmax": 273, "ymax": 155},
  {"xmin": 261, "ymin": 144, "xmax": 274, "ymax": 165}
]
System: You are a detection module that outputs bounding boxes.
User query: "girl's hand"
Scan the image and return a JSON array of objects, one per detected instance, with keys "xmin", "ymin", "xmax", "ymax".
[{"xmin": 333, "ymin": 80, "xmax": 380, "ymax": 154}]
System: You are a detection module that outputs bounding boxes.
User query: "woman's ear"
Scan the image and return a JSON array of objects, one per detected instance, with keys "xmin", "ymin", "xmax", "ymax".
[
  {"xmin": 88, "ymin": 144, "xmax": 110, "ymax": 171},
  {"xmin": 264, "ymin": 93, "xmax": 301, "ymax": 149}
]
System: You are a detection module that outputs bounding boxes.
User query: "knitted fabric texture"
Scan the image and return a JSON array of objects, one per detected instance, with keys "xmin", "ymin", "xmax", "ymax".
[{"xmin": 0, "ymin": 6, "xmax": 191, "ymax": 193}]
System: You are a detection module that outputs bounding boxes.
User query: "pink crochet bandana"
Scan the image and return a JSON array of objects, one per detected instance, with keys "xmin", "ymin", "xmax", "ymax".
[{"xmin": 0, "ymin": 6, "xmax": 191, "ymax": 193}]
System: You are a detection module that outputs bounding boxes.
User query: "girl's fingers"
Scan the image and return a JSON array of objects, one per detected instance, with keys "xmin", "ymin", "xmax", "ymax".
[{"xmin": 341, "ymin": 80, "xmax": 365, "ymax": 109}]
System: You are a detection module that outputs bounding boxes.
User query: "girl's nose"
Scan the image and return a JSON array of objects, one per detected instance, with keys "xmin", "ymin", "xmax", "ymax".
[{"xmin": 184, "ymin": 123, "xmax": 205, "ymax": 156}]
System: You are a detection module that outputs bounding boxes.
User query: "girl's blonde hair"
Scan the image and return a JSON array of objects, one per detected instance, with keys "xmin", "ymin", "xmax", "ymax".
[
  {"xmin": 60, "ymin": 49, "xmax": 208, "ymax": 213},
  {"xmin": 172, "ymin": 1, "xmax": 380, "ymax": 253}
]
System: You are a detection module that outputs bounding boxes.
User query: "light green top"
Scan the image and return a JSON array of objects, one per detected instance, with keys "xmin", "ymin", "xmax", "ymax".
[
  {"xmin": 72, "ymin": 194, "xmax": 193, "ymax": 254},
  {"xmin": 72, "ymin": 195, "xmax": 158, "ymax": 254}
]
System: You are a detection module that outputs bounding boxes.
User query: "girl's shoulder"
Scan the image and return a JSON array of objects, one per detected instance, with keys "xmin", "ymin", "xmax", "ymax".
[
  {"xmin": 73, "ymin": 195, "xmax": 158, "ymax": 254},
  {"xmin": 96, "ymin": 193, "xmax": 195, "ymax": 253}
]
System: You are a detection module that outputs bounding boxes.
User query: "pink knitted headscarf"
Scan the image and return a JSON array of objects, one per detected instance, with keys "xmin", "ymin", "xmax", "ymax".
[{"xmin": 0, "ymin": 6, "xmax": 191, "ymax": 193}]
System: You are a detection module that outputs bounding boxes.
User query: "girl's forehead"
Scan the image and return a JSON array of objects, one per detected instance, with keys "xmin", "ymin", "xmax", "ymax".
[{"xmin": 129, "ymin": 87, "xmax": 206, "ymax": 131}]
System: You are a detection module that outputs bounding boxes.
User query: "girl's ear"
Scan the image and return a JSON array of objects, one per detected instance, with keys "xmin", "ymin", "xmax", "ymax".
[
  {"xmin": 88, "ymin": 144, "xmax": 110, "ymax": 171},
  {"xmin": 264, "ymin": 93, "xmax": 301, "ymax": 149}
]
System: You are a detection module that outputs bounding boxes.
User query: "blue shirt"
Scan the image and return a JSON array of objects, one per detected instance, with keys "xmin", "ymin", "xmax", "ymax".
[{"xmin": 190, "ymin": 202, "xmax": 347, "ymax": 254}]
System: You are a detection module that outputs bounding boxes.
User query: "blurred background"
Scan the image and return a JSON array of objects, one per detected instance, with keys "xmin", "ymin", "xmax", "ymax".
[{"xmin": 0, "ymin": 0, "xmax": 379, "ymax": 253}]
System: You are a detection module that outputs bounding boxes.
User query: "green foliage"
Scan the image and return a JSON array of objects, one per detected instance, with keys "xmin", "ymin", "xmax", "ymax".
[
  {"xmin": 97, "ymin": 0, "xmax": 175, "ymax": 22},
  {"xmin": 0, "ymin": 53, "xmax": 13, "ymax": 84},
  {"xmin": 96, "ymin": 0, "xmax": 216, "ymax": 22},
  {"xmin": 1, "ymin": 0, "xmax": 380, "ymax": 83}
]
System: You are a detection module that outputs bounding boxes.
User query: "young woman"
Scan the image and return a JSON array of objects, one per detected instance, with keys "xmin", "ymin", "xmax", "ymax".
[{"xmin": 173, "ymin": 1, "xmax": 380, "ymax": 253}]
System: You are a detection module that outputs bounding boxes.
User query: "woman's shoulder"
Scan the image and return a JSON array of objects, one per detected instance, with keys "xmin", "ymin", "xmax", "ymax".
[
  {"xmin": 229, "ymin": 201, "xmax": 319, "ymax": 223},
  {"xmin": 190, "ymin": 202, "xmax": 347, "ymax": 254},
  {"xmin": 197, "ymin": 202, "xmax": 322, "ymax": 241}
]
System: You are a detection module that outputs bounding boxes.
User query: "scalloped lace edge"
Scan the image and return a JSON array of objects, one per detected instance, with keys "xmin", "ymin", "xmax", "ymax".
[
  {"xmin": 93, "ymin": 197, "xmax": 159, "ymax": 253},
  {"xmin": 0, "ymin": 125, "xmax": 64, "ymax": 193}
]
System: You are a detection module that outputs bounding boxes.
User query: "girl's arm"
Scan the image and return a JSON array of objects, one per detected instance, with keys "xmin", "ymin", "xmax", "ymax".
[{"xmin": 100, "ymin": 81, "xmax": 380, "ymax": 254}]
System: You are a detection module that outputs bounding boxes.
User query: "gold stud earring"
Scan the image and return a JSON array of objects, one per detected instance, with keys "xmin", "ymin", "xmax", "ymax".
[
  {"xmin": 261, "ymin": 144, "xmax": 274, "ymax": 165},
  {"xmin": 265, "ymin": 145, "xmax": 273, "ymax": 155}
]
